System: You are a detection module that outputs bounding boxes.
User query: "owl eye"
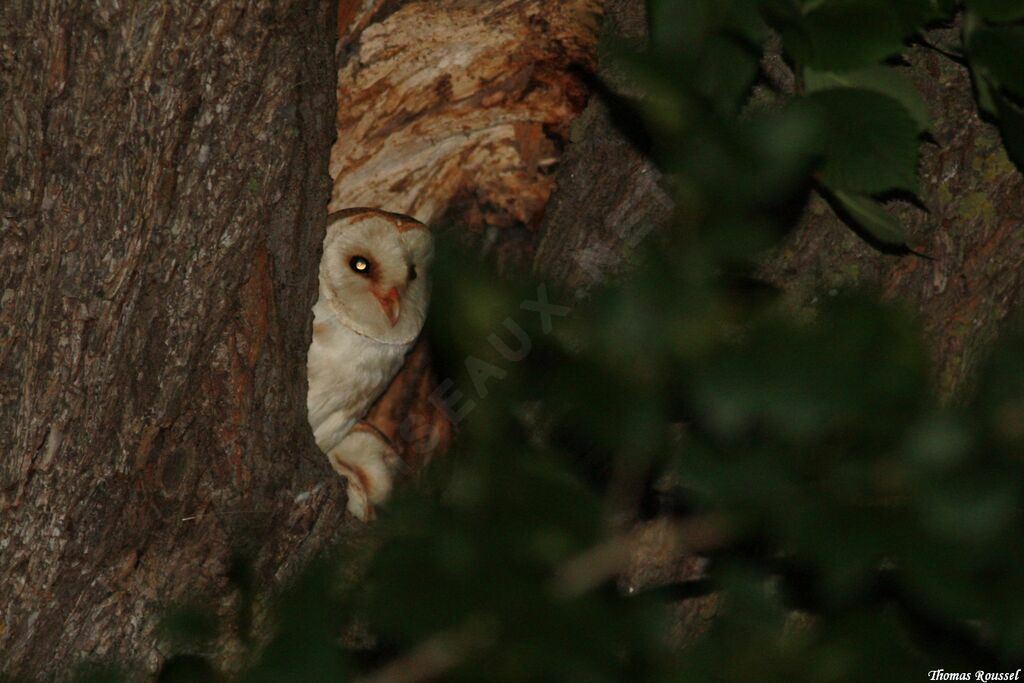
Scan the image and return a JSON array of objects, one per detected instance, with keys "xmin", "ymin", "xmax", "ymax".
[
  {"xmin": 408, "ymin": 264, "xmax": 417, "ymax": 281},
  {"xmin": 349, "ymin": 256, "xmax": 372, "ymax": 276}
]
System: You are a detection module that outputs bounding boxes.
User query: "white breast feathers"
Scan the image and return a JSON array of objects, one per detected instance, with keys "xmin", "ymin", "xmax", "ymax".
[{"xmin": 306, "ymin": 295, "xmax": 412, "ymax": 454}]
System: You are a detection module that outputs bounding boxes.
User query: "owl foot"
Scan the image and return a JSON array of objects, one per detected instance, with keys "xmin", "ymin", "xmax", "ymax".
[{"xmin": 327, "ymin": 424, "xmax": 401, "ymax": 521}]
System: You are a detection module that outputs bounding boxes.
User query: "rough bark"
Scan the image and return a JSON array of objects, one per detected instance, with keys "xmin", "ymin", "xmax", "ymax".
[
  {"xmin": 4, "ymin": 0, "xmax": 1018, "ymax": 677},
  {"xmin": 536, "ymin": 17, "xmax": 1024, "ymax": 399},
  {"xmin": 330, "ymin": 0, "xmax": 602, "ymax": 469},
  {"xmin": 758, "ymin": 29, "xmax": 1024, "ymax": 398},
  {"xmin": 327, "ymin": 0, "xmax": 712, "ymax": 650},
  {"xmin": 529, "ymin": 0, "xmax": 724, "ymax": 646},
  {"xmin": 330, "ymin": 0, "xmax": 601, "ymax": 268},
  {"xmin": 530, "ymin": 10, "xmax": 1024, "ymax": 649},
  {"xmin": 533, "ymin": 0, "xmax": 674, "ymax": 295},
  {"xmin": 0, "ymin": 1, "xmax": 342, "ymax": 677}
]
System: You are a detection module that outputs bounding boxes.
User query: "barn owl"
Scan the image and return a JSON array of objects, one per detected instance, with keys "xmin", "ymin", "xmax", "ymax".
[{"xmin": 307, "ymin": 208, "xmax": 433, "ymax": 520}]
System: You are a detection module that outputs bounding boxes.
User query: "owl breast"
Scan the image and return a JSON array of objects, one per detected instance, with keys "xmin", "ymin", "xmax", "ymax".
[{"xmin": 307, "ymin": 296, "xmax": 412, "ymax": 453}]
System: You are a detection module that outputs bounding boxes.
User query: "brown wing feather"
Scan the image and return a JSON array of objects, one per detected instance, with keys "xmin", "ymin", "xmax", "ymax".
[{"xmin": 327, "ymin": 207, "xmax": 428, "ymax": 233}]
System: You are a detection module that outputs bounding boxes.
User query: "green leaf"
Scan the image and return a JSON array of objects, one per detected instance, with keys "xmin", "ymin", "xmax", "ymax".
[
  {"xmin": 70, "ymin": 665, "xmax": 128, "ymax": 683},
  {"xmin": 761, "ymin": 0, "xmax": 813, "ymax": 61},
  {"xmin": 892, "ymin": 0, "xmax": 942, "ymax": 35},
  {"xmin": 609, "ymin": 49, "xmax": 694, "ymax": 135},
  {"xmin": 644, "ymin": 0, "xmax": 767, "ymax": 115},
  {"xmin": 993, "ymin": 86, "xmax": 1024, "ymax": 172},
  {"xmin": 799, "ymin": 88, "xmax": 922, "ymax": 194},
  {"xmin": 966, "ymin": 25, "xmax": 1024, "ymax": 100},
  {"xmin": 157, "ymin": 606, "xmax": 219, "ymax": 651},
  {"xmin": 965, "ymin": 0, "xmax": 1024, "ymax": 22},
  {"xmin": 788, "ymin": 1, "xmax": 909, "ymax": 70},
  {"xmin": 805, "ymin": 65, "xmax": 931, "ymax": 131},
  {"xmin": 694, "ymin": 35, "xmax": 762, "ymax": 114},
  {"xmin": 971, "ymin": 59, "xmax": 1000, "ymax": 115},
  {"xmin": 650, "ymin": 0, "xmax": 766, "ymax": 53},
  {"xmin": 964, "ymin": 18, "xmax": 1024, "ymax": 171},
  {"xmin": 158, "ymin": 656, "xmax": 221, "ymax": 683},
  {"xmin": 831, "ymin": 190, "xmax": 908, "ymax": 246}
]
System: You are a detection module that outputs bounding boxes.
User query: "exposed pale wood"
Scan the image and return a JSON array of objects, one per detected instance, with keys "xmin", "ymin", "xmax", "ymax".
[
  {"xmin": 6, "ymin": 0, "xmax": 1016, "ymax": 677},
  {"xmin": 332, "ymin": 0, "xmax": 603, "ymax": 470},
  {"xmin": 329, "ymin": 0, "xmax": 601, "ymax": 235}
]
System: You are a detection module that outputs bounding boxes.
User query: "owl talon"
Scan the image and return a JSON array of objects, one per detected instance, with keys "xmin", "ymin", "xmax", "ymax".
[{"xmin": 327, "ymin": 427, "xmax": 400, "ymax": 522}]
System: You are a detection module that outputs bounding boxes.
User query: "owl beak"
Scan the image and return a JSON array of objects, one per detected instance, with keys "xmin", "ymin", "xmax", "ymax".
[{"xmin": 374, "ymin": 286, "xmax": 402, "ymax": 327}]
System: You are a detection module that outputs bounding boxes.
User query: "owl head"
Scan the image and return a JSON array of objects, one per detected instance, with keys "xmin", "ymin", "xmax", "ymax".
[{"xmin": 319, "ymin": 208, "xmax": 434, "ymax": 345}]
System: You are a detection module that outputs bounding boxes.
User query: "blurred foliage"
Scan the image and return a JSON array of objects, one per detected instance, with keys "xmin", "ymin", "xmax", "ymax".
[{"xmin": 56, "ymin": 1, "xmax": 1024, "ymax": 682}]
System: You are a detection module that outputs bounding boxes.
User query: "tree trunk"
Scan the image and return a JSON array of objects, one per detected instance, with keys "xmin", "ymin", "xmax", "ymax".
[
  {"xmin": 329, "ymin": 0, "xmax": 600, "ymax": 267},
  {"xmin": 329, "ymin": 0, "xmax": 601, "ymax": 465},
  {"xmin": 4, "ymin": 0, "xmax": 1021, "ymax": 678},
  {"xmin": 758, "ymin": 26, "xmax": 1024, "ymax": 399},
  {"xmin": 0, "ymin": 0, "xmax": 603, "ymax": 677},
  {"xmin": 530, "ymin": 6, "xmax": 1024, "ymax": 651},
  {"xmin": 530, "ymin": 0, "xmax": 721, "ymax": 646},
  {"xmin": 0, "ymin": 1, "xmax": 342, "ymax": 677}
]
